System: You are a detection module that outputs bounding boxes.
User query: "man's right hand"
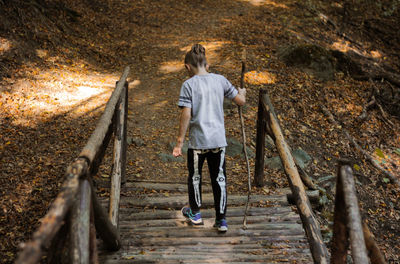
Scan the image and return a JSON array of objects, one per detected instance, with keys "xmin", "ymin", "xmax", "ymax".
[
  {"xmin": 233, "ymin": 88, "xmax": 246, "ymax": 106},
  {"xmin": 173, "ymin": 146, "xmax": 182, "ymax": 157}
]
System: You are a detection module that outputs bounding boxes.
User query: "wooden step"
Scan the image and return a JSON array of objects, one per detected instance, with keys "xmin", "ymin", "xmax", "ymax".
[
  {"xmin": 103, "ymin": 194, "xmax": 288, "ymax": 209},
  {"xmin": 99, "ymin": 252, "xmax": 312, "ymax": 263},
  {"xmin": 122, "ymin": 228, "xmax": 305, "ymax": 239},
  {"xmin": 118, "ymin": 213, "xmax": 300, "ymax": 228},
  {"xmin": 120, "ymin": 206, "xmax": 294, "ymax": 220},
  {"xmin": 96, "ymin": 181, "xmax": 212, "ymax": 193},
  {"xmin": 121, "ymin": 222, "xmax": 302, "ymax": 232},
  {"xmin": 122, "ymin": 235, "xmax": 309, "ymax": 246},
  {"xmin": 97, "ymin": 180, "xmax": 314, "ymax": 263},
  {"xmin": 116, "ymin": 243, "xmax": 310, "ymax": 252}
]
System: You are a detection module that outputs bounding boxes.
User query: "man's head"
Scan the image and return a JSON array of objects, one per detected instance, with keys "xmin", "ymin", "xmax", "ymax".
[{"xmin": 184, "ymin": 44, "xmax": 208, "ymax": 76}]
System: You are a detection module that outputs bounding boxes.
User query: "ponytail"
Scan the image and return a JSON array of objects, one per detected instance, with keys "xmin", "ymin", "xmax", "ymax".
[{"xmin": 185, "ymin": 44, "xmax": 207, "ymax": 68}]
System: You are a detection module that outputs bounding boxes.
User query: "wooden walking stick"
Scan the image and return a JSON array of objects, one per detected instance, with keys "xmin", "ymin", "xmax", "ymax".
[{"xmin": 238, "ymin": 62, "xmax": 252, "ymax": 229}]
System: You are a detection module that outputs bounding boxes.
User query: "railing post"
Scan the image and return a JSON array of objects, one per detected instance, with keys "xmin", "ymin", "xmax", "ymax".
[
  {"xmin": 121, "ymin": 82, "xmax": 128, "ymax": 184},
  {"xmin": 331, "ymin": 161, "xmax": 370, "ymax": 264},
  {"xmin": 69, "ymin": 179, "xmax": 91, "ymax": 264},
  {"xmin": 109, "ymin": 82, "xmax": 127, "ymax": 229},
  {"xmin": 331, "ymin": 162, "xmax": 349, "ymax": 264},
  {"xmin": 254, "ymin": 89, "xmax": 267, "ymax": 187},
  {"xmin": 341, "ymin": 165, "xmax": 369, "ymax": 263},
  {"xmin": 89, "ymin": 202, "xmax": 99, "ymax": 264},
  {"xmin": 91, "ymin": 179, "xmax": 121, "ymax": 251}
]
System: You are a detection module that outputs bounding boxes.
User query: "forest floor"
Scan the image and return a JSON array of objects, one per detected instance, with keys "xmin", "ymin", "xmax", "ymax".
[{"xmin": 1, "ymin": 0, "xmax": 399, "ymax": 263}]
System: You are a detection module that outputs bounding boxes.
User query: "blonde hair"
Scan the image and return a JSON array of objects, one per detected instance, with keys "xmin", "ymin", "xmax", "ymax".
[{"xmin": 184, "ymin": 44, "xmax": 207, "ymax": 68}]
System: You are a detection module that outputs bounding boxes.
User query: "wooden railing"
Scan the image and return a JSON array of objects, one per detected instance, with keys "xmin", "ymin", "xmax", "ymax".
[
  {"xmin": 15, "ymin": 66, "xmax": 130, "ymax": 264},
  {"xmin": 254, "ymin": 88, "xmax": 328, "ymax": 264},
  {"xmin": 331, "ymin": 161, "xmax": 387, "ymax": 264}
]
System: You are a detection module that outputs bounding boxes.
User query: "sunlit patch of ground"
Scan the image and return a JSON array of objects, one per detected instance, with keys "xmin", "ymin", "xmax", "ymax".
[
  {"xmin": 0, "ymin": 66, "xmax": 119, "ymax": 128},
  {"xmin": 244, "ymin": 70, "xmax": 276, "ymax": 85},
  {"xmin": 0, "ymin": 37, "xmax": 13, "ymax": 55}
]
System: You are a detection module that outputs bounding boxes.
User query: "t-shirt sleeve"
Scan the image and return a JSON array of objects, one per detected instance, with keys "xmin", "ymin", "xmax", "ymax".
[
  {"xmin": 178, "ymin": 82, "xmax": 192, "ymax": 108},
  {"xmin": 223, "ymin": 76, "xmax": 238, "ymax": 99}
]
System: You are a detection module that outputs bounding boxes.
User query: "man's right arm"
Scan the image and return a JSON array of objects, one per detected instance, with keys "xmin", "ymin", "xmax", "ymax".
[
  {"xmin": 173, "ymin": 107, "xmax": 191, "ymax": 157},
  {"xmin": 233, "ymin": 88, "xmax": 246, "ymax": 106}
]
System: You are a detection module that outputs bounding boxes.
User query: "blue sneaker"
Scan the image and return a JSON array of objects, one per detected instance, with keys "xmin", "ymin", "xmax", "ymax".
[
  {"xmin": 214, "ymin": 219, "xmax": 228, "ymax": 232},
  {"xmin": 181, "ymin": 207, "xmax": 203, "ymax": 225}
]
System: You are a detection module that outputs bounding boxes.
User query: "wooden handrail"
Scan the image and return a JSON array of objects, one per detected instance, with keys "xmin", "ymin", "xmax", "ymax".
[
  {"xmin": 15, "ymin": 66, "xmax": 130, "ymax": 264},
  {"xmin": 331, "ymin": 161, "xmax": 387, "ymax": 264},
  {"xmin": 15, "ymin": 158, "xmax": 88, "ymax": 264},
  {"xmin": 254, "ymin": 88, "xmax": 328, "ymax": 264},
  {"xmin": 79, "ymin": 67, "xmax": 129, "ymax": 165}
]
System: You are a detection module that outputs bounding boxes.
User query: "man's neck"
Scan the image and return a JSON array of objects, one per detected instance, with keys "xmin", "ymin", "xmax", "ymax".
[{"xmin": 195, "ymin": 66, "xmax": 208, "ymax": 76}]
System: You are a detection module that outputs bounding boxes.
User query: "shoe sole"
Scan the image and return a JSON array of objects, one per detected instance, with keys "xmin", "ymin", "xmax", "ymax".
[
  {"xmin": 181, "ymin": 207, "xmax": 203, "ymax": 225},
  {"xmin": 189, "ymin": 219, "xmax": 204, "ymax": 225},
  {"xmin": 218, "ymin": 226, "xmax": 228, "ymax": 232}
]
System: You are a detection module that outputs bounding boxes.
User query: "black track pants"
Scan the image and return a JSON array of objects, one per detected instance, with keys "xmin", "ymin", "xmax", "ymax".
[{"xmin": 187, "ymin": 148, "xmax": 227, "ymax": 220}]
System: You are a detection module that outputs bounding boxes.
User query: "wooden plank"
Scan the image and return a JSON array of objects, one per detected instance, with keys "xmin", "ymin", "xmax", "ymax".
[
  {"xmin": 101, "ymin": 260, "xmax": 311, "ymax": 264},
  {"xmin": 96, "ymin": 181, "xmax": 212, "ymax": 192},
  {"xmin": 125, "ymin": 235, "xmax": 308, "ymax": 246},
  {"xmin": 261, "ymin": 90, "xmax": 328, "ymax": 264},
  {"xmin": 15, "ymin": 158, "xmax": 88, "ymax": 264},
  {"xmin": 101, "ymin": 262, "xmax": 308, "ymax": 264},
  {"xmin": 122, "ymin": 228, "xmax": 305, "ymax": 239},
  {"xmin": 109, "ymin": 84, "xmax": 126, "ymax": 229},
  {"xmin": 120, "ymin": 206, "xmax": 293, "ymax": 220},
  {"xmin": 118, "ymin": 194, "xmax": 287, "ymax": 209},
  {"xmin": 119, "ymin": 213, "xmax": 300, "ymax": 228},
  {"xmin": 115, "ymin": 243, "xmax": 310, "ymax": 252},
  {"xmin": 69, "ymin": 179, "xmax": 91, "ymax": 264},
  {"xmin": 101, "ymin": 247, "xmax": 311, "ymax": 256},
  {"xmin": 122, "ymin": 222, "xmax": 302, "ymax": 233},
  {"xmin": 99, "ymin": 252, "xmax": 312, "ymax": 262}
]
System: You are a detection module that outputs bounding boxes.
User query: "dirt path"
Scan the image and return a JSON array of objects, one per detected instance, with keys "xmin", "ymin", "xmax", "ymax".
[{"xmin": 118, "ymin": 1, "xmax": 259, "ymax": 187}]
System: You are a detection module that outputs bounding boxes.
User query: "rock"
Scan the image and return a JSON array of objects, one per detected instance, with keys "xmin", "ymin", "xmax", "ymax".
[
  {"xmin": 278, "ymin": 44, "xmax": 335, "ymax": 81},
  {"xmin": 226, "ymin": 137, "xmax": 255, "ymax": 158},
  {"xmin": 265, "ymin": 156, "xmax": 282, "ymax": 170},
  {"xmin": 292, "ymin": 148, "xmax": 312, "ymax": 169},
  {"xmin": 127, "ymin": 137, "xmax": 145, "ymax": 147},
  {"xmin": 265, "ymin": 148, "xmax": 311, "ymax": 170},
  {"xmin": 157, "ymin": 153, "xmax": 184, "ymax": 163}
]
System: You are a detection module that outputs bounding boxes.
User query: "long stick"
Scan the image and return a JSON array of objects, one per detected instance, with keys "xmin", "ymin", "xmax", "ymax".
[{"xmin": 238, "ymin": 62, "xmax": 251, "ymax": 229}]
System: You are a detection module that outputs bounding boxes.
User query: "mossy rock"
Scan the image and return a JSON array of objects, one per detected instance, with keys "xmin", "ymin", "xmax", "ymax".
[{"xmin": 278, "ymin": 44, "xmax": 335, "ymax": 81}]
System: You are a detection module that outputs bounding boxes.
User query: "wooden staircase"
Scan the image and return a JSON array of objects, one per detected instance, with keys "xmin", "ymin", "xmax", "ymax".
[{"xmin": 98, "ymin": 181, "xmax": 314, "ymax": 263}]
